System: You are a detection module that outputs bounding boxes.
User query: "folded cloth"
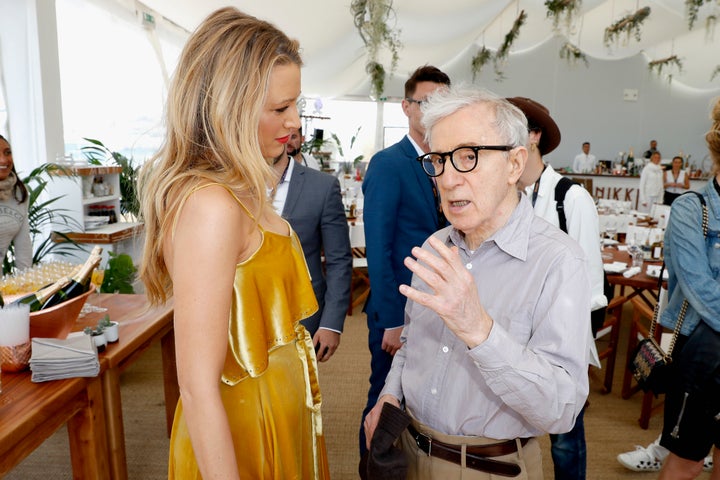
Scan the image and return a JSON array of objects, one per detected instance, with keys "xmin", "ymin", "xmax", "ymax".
[
  {"xmin": 29, "ymin": 335, "xmax": 100, "ymax": 382},
  {"xmin": 645, "ymin": 265, "xmax": 669, "ymax": 280},
  {"xmin": 604, "ymin": 261, "xmax": 627, "ymax": 273},
  {"xmin": 366, "ymin": 403, "xmax": 411, "ymax": 480},
  {"xmin": 623, "ymin": 266, "xmax": 641, "ymax": 278}
]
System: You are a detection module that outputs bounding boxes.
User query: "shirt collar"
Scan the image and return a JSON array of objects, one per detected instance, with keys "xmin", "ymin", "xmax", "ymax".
[
  {"xmin": 446, "ymin": 192, "xmax": 531, "ymax": 261},
  {"xmin": 406, "ymin": 134, "xmax": 425, "ymax": 156},
  {"xmin": 281, "ymin": 155, "xmax": 295, "ymax": 183}
]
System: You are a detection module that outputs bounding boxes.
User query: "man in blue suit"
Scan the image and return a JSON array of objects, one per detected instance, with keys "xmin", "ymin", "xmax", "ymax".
[
  {"xmin": 272, "ymin": 146, "xmax": 352, "ymax": 362},
  {"xmin": 359, "ymin": 66, "xmax": 451, "ymax": 453}
]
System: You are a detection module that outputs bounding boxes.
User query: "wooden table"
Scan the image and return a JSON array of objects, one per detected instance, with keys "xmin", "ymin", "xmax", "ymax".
[
  {"xmin": 0, "ymin": 293, "xmax": 176, "ymax": 480},
  {"xmin": 0, "ymin": 366, "xmax": 109, "ymax": 477},
  {"xmin": 603, "ymin": 247, "xmax": 663, "ymax": 307},
  {"xmin": 75, "ymin": 294, "xmax": 176, "ymax": 480}
]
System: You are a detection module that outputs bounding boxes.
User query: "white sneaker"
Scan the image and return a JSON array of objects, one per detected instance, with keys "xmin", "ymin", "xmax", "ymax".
[
  {"xmin": 617, "ymin": 436, "xmax": 714, "ymax": 473},
  {"xmin": 617, "ymin": 437, "xmax": 668, "ymax": 472},
  {"xmin": 704, "ymin": 456, "xmax": 713, "ymax": 472}
]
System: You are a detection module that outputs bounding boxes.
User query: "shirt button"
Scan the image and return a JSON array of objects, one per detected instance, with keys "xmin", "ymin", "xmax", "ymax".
[
  {"xmin": 466, "ymin": 263, "xmax": 473, "ymax": 269},
  {"xmin": 714, "ymin": 243, "xmax": 720, "ymax": 249},
  {"xmin": 442, "ymin": 346, "xmax": 449, "ymax": 353},
  {"xmin": 431, "ymin": 388, "xmax": 437, "ymax": 395}
]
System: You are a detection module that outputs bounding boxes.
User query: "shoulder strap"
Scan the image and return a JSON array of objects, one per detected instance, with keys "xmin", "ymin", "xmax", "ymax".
[{"xmin": 554, "ymin": 177, "xmax": 578, "ymax": 234}]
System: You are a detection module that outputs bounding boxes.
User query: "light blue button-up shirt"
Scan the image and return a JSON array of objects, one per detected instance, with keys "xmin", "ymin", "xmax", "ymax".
[{"xmin": 380, "ymin": 194, "xmax": 591, "ymax": 439}]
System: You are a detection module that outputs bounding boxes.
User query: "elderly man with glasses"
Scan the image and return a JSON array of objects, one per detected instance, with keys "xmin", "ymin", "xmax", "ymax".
[{"xmin": 363, "ymin": 87, "xmax": 591, "ymax": 479}]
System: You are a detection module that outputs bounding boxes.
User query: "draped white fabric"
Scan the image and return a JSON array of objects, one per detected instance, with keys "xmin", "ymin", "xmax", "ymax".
[{"xmin": 141, "ymin": 0, "xmax": 720, "ymax": 94}]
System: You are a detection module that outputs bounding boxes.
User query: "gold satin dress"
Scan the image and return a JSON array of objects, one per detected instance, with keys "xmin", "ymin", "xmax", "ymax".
[{"xmin": 168, "ymin": 186, "xmax": 329, "ymax": 479}]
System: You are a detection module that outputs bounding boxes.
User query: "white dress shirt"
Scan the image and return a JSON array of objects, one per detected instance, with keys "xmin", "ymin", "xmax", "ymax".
[
  {"xmin": 271, "ymin": 156, "xmax": 294, "ymax": 213},
  {"xmin": 639, "ymin": 162, "xmax": 664, "ymax": 210},
  {"xmin": 573, "ymin": 153, "xmax": 597, "ymax": 173}
]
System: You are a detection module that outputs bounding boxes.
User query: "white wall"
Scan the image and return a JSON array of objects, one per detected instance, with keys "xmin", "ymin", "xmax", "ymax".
[
  {"xmin": 0, "ymin": 0, "xmax": 65, "ymax": 176},
  {"xmin": 377, "ymin": 35, "xmax": 718, "ymax": 171}
]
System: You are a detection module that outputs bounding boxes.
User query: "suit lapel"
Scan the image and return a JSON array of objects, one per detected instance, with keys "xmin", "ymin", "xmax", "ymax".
[{"xmin": 282, "ymin": 162, "xmax": 305, "ymax": 218}]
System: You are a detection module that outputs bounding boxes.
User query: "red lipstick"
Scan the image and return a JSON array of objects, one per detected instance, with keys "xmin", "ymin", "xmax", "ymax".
[{"xmin": 277, "ymin": 135, "xmax": 290, "ymax": 144}]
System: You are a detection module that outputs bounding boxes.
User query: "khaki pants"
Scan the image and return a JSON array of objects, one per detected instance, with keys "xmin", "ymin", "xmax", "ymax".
[{"xmin": 398, "ymin": 422, "xmax": 543, "ymax": 480}]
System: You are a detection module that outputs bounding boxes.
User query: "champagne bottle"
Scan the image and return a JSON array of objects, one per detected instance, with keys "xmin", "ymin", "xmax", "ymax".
[
  {"xmin": 41, "ymin": 253, "xmax": 102, "ymax": 309},
  {"xmin": 626, "ymin": 148, "xmax": 635, "ymax": 176},
  {"xmin": 9, "ymin": 276, "xmax": 72, "ymax": 312}
]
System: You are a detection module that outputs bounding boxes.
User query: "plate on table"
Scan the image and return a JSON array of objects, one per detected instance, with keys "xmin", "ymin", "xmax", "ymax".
[{"xmin": 84, "ymin": 216, "xmax": 109, "ymax": 230}]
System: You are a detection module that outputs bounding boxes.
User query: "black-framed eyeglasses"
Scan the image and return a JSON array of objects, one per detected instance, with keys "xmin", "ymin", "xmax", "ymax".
[
  {"xmin": 417, "ymin": 145, "xmax": 515, "ymax": 177},
  {"xmin": 405, "ymin": 97, "xmax": 425, "ymax": 106}
]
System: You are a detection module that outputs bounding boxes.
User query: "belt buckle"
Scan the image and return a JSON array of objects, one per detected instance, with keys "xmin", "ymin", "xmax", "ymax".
[{"xmin": 414, "ymin": 430, "xmax": 432, "ymax": 457}]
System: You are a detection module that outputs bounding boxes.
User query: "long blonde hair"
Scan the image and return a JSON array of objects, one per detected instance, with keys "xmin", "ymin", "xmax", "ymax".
[
  {"xmin": 708, "ymin": 96, "xmax": 720, "ymax": 175},
  {"xmin": 139, "ymin": 7, "xmax": 302, "ymax": 303}
]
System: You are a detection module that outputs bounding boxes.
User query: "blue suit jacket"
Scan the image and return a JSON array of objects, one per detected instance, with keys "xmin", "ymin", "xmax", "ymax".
[
  {"xmin": 282, "ymin": 162, "xmax": 352, "ymax": 334},
  {"xmin": 362, "ymin": 136, "xmax": 441, "ymax": 330}
]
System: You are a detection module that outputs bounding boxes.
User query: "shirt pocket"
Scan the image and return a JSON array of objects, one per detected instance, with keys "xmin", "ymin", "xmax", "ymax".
[{"xmin": 707, "ymin": 229, "xmax": 720, "ymax": 278}]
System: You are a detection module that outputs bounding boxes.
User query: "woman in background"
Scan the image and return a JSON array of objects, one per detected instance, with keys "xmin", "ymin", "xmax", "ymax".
[
  {"xmin": 139, "ymin": 8, "xmax": 328, "ymax": 479},
  {"xmin": 0, "ymin": 134, "xmax": 31, "ymax": 271},
  {"xmin": 663, "ymin": 155, "xmax": 690, "ymax": 205},
  {"xmin": 658, "ymin": 97, "xmax": 720, "ymax": 480},
  {"xmin": 639, "ymin": 151, "xmax": 664, "ymax": 213}
]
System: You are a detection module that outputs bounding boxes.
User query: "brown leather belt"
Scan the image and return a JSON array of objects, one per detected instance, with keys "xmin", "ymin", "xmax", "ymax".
[{"xmin": 408, "ymin": 424, "xmax": 529, "ymax": 477}]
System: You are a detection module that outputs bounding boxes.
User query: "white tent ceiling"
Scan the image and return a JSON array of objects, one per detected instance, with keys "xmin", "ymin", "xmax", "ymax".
[{"xmin": 139, "ymin": 0, "xmax": 720, "ymax": 96}]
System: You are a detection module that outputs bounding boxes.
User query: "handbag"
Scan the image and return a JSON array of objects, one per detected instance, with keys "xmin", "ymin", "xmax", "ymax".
[{"xmin": 630, "ymin": 192, "xmax": 708, "ymax": 395}]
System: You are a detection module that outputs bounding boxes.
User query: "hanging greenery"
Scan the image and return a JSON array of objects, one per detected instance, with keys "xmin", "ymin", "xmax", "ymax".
[
  {"xmin": 365, "ymin": 62, "xmax": 386, "ymax": 101},
  {"xmin": 545, "ymin": 0, "xmax": 582, "ymax": 30},
  {"xmin": 494, "ymin": 10, "xmax": 527, "ymax": 80},
  {"xmin": 603, "ymin": 6, "xmax": 651, "ymax": 47},
  {"xmin": 707, "ymin": 14, "xmax": 717, "ymax": 39},
  {"xmin": 470, "ymin": 46, "xmax": 493, "ymax": 81},
  {"xmin": 350, "ymin": 0, "xmax": 402, "ymax": 99},
  {"xmin": 686, "ymin": 0, "xmax": 713, "ymax": 30},
  {"xmin": 648, "ymin": 54, "xmax": 683, "ymax": 81},
  {"xmin": 559, "ymin": 41, "xmax": 589, "ymax": 66},
  {"xmin": 711, "ymin": 65, "xmax": 720, "ymax": 81}
]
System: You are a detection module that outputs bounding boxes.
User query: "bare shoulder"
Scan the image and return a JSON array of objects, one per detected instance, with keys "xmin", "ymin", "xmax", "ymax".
[
  {"xmin": 181, "ymin": 184, "xmax": 251, "ymax": 229},
  {"xmin": 170, "ymin": 184, "xmax": 257, "ymax": 261}
]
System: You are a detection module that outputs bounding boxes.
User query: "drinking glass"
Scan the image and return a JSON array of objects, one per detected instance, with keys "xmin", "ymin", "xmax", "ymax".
[
  {"xmin": 604, "ymin": 217, "xmax": 618, "ymax": 243},
  {"xmin": 628, "ymin": 244, "xmax": 644, "ymax": 268}
]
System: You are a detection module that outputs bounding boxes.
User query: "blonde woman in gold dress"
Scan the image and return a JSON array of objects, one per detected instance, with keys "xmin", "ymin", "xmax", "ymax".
[{"xmin": 139, "ymin": 7, "xmax": 328, "ymax": 479}]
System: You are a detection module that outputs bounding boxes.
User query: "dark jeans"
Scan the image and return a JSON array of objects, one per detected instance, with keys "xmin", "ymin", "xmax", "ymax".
[{"xmin": 549, "ymin": 405, "xmax": 587, "ymax": 480}]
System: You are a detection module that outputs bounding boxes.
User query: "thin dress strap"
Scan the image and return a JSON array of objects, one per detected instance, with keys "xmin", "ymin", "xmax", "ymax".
[{"xmin": 172, "ymin": 183, "xmax": 262, "ymax": 240}]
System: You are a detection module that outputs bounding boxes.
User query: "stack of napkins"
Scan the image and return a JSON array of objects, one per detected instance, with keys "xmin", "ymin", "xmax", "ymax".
[
  {"xmin": 29, "ymin": 334, "xmax": 100, "ymax": 382},
  {"xmin": 603, "ymin": 261, "xmax": 627, "ymax": 273},
  {"xmin": 623, "ymin": 266, "xmax": 642, "ymax": 278}
]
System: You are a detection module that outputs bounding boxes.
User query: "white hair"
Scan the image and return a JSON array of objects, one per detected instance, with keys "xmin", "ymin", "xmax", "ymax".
[{"xmin": 421, "ymin": 85, "xmax": 528, "ymax": 149}]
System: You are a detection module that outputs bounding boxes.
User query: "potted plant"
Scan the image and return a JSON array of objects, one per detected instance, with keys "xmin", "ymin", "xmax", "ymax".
[
  {"xmin": 97, "ymin": 314, "xmax": 119, "ymax": 343},
  {"xmin": 331, "ymin": 127, "xmax": 365, "ymax": 178},
  {"xmin": 301, "ymin": 130, "xmax": 333, "ymax": 171},
  {"xmin": 81, "ymin": 138, "xmax": 140, "ymax": 221},
  {"xmin": 100, "ymin": 252, "xmax": 137, "ymax": 294},
  {"xmin": 84, "ymin": 324, "xmax": 107, "ymax": 352}
]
